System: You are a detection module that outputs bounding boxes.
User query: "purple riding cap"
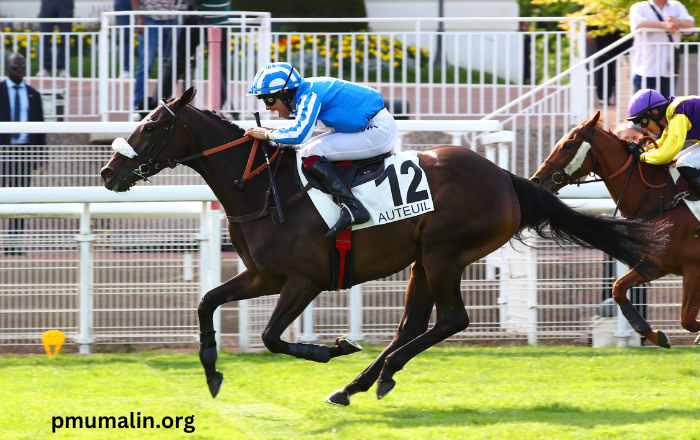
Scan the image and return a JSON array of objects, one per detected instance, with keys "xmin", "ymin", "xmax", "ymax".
[{"xmin": 627, "ymin": 89, "xmax": 668, "ymax": 121}]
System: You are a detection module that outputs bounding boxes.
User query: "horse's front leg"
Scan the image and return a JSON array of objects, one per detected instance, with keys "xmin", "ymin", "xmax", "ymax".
[
  {"xmin": 199, "ymin": 268, "xmax": 280, "ymax": 398},
  {"xmin": 613, "ymin": 268, "xmax": 670, "ymax": 348},
  {"xmin": 326, "ymin": 260, "xmax": 434, "ymax": 406},
  {"xmin": 261, "ymin": 277, "xmax": 362, "ymax": 364}
]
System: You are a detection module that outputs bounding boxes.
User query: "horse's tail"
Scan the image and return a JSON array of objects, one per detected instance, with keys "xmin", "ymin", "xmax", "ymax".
[{"xmin": 508, "ymin": 172, "xmax": 666, "ymax": 280}]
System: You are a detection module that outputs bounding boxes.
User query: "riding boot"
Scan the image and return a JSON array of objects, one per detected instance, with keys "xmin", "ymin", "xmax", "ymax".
[
  {"xmin": 677, "ymin": 166, "xmax": 700, "ymax": 233},
  {"xmin": 307, "ymin": 157, "xmax": 370, "ymax": 238}
]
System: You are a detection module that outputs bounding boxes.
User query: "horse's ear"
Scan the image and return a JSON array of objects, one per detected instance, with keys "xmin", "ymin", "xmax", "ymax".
[
  {"xmin": 586, "ymin": 110, "xmax": 601, "ymax": 129},
  {"xmin": 174, "ymin": 87, "xmax": 197, "ymax": 111}
]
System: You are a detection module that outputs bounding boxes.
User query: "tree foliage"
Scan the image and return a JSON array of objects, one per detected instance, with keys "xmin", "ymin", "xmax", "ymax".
[{"xmin": 523, "ymin": 0, "xmax": 699, "ymax": 37}]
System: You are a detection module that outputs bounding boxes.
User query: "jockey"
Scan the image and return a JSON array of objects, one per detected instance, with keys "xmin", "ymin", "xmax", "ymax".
[
  {"xmin": 245, "ymin": 62, "xmax": 398, "ymax": 238},
  {"xmin": 627, "ymin": 89, "xmax": 700, "ymax": 194}
]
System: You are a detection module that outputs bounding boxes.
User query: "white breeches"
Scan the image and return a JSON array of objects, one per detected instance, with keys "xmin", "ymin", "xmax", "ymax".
[
  {"xmin": 297, "ymin": 108, "xmax": 397, "ymax": 161},
  {"xmin": 676, "ymin": 143, "xmax": 700, "ymax": 169}
]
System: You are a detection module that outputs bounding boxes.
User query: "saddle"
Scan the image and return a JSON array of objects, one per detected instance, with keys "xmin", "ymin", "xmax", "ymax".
[
  {"xmin": 636, "ymin": 165, "xmax": 700, "ymax": 221},
  {"xmin": 301, "ymin": 152, "xmax": 392, "ymax": 192}
]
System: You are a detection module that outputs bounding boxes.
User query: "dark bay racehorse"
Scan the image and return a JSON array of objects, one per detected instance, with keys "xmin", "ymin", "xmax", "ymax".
[
  {"xmin": 101, "ymin": 88, "xmax": 664, "ymax": 405},
  {"xmin": 531, "ymin": 110, "xmax": 697, "ymax": 349}
]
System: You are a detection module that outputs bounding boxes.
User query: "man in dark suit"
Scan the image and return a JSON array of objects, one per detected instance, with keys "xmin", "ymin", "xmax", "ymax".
[{"xmin": 0, "ymin": 52, "xmax": 46, "ymax": 255}]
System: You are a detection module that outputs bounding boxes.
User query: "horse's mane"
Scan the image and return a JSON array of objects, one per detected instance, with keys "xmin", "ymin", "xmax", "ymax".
[{"xmin": 185, "ymin": 103, "xmax": 247, "ymax": 137}]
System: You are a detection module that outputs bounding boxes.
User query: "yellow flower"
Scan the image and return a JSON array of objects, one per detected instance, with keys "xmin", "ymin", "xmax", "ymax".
[
  {"xmin": 86, "ymin": 38, "xmax": 92, "ymax": 44},
  {"xmin": 394, "ymin": 61, "xmax": 399, "ymax": 67},
  {"xmin": 30, "ymin": 53, "xmax": 36, "ymax": 59},
  {"xmin": 3, "ymin": 27, "xmax": 9, "ymax": 32},
  {"xmin": 333, "ymin": 61, "xmax": 338, "ymax": 67},
  {"xmin": 70, "ymin": 38, "xmax": 75, "ymax": 44}
]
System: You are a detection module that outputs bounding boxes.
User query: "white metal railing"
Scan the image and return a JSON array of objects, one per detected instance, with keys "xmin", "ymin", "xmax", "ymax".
[
  {"xmin": 482, "ymin": 27, "xmax": 700, "ymax": 178},
  {"xmin": 0, "ymin": 186, "xmax": 222, "ymax": 354},
  {"xmin": 0, "ymin": 13, "xmax": 584, "ymax": 122}
]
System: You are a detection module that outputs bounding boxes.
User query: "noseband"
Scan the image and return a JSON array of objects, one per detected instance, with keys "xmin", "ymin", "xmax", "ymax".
[{"xmin": 544, "ymin": 127, "xmax": 597, "ymax": 186}]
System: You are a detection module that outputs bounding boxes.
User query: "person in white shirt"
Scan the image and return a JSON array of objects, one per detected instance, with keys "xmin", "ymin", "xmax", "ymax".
[{"xmin": 629, "ymin": 0, "xmax": 694, "ymax": 98}]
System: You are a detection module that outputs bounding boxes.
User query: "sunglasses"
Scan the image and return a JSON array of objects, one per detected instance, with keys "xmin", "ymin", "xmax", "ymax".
[
  {"xmin": 8, "ymin": 64, "xmax": 25, "ymax": 70},
  {"xmin": 257, "ymin": 94, "xmax": 277, "ymax": 105},
  {"xmin": 634, "ymin": 116, "xmax": 650, "ymax": 129}
]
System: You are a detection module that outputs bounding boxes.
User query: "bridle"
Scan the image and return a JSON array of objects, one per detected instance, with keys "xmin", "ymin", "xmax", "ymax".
[
  {"xmin": 543, "ymin": 125, "xmax": 670, "ymax": 217},
  {"xmin": 544, "ymin": 127, "xmax": 601, "ymax": 186},
  {"xmin": 122, "ymin": 98, "xmax": 279, "ymax": 189}
]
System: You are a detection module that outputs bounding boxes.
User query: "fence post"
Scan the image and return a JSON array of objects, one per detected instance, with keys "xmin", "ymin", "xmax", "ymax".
[
  {"xmin": 569, "ymin": 18, "xmax": 588, "ymax": 124},
  {"xmin": 209, "ymin": 202, "xmax": 222, "ymax": 350},
  {"xmin": 614, "ymin": 260, "xmax": 633, "ymax": 347},
  {"xmin": 207, "ymin": 28, "xmax": 222, "ymax": 114},
  {"xmin": 196, "ymin": 202, "xmax": 210, "ymax": 346},
  {"xmin": 300, "ymin": 302, "xmax": 317, "ymax": 342},
  {"xmin": 347, "ymin": 284, "xmax": 364, "ymax": 341},
  {"xmin": 75, "ymin": 203, "xmax": 95, "ymax": 354},
  {"xmin": 237, "ymin": 258, "xmax": 249, "ymax": 352},
  {"xmin": 526, "ymin": 233, "xmax": 538, "ymax": 346},
  {"xmin": 99, "ymin": 13, "xmax": 110, "ymax": 121}
]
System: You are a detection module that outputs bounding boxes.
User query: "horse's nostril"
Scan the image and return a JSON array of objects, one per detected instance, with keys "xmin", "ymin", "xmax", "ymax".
[
  {"xmin": 101, "ymin": 167, "xmax": 114, "ymax": 182},
  {"xmin": 531, "ymin": 176, "xmax": 541, "ymax": 185}
]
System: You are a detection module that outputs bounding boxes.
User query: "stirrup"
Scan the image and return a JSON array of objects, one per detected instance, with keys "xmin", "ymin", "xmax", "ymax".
[{"xmin": 673, "ymin": 190, "xmax": 691, "ymax": 207}]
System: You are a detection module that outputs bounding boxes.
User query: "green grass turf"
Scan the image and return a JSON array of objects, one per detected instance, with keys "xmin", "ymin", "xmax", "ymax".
[{"xmin": 1, "ymin": 345, "xmax": 700, "ymax": 439}]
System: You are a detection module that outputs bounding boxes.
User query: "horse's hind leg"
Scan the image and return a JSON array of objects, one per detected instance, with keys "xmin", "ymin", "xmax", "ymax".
[
  {"xmin": 679, "ymin": 270, "xmax": 700, "ymax": 340},
  {"xmin": 326, "ymin": 260, "xmax": 434, "ymax": 406},
  {"xmin": 199, "ymin": 269, "xmax": 280, "ymax": 398},
  {"xmin": 613, "ymin": 268, "xmax": 671, "ymax": 348},
  {"xmin": 260, "ymin": 277, "xmax": 357, "ymax": 363},
  {"xmin": 375, "ymin": 255, "xmax": 470, "ymax": 399}
]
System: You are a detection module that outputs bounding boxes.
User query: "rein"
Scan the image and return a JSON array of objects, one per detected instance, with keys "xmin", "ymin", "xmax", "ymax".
[
  {"xmin": 552, "ymin": 127, "xmax": 671, "ymax": 218},
  {"xmin": 127, "ymin": 99, "xmax": 280, "ymax": 190}
]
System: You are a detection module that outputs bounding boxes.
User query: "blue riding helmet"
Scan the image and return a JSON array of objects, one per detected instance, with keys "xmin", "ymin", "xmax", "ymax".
[
  {"xmin": 627, "ymin": 89, "xmax": 668, "ymax": 127},
  {"xmin": 247, "ymin": 63, "xmax": 301, "ymax": 96}
]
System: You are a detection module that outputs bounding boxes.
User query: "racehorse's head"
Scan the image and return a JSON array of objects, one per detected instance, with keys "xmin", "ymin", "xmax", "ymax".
[
  {"xmin": 530, "ymin": 111, "xmax": 602, "ymax": 193},
  {"xmin": 101, "ymin": 87, "xmax": 198, "ymax": 192}
]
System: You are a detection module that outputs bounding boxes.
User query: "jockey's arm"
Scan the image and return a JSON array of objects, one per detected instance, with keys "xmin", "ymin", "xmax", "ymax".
[
  {"xmin": 268, "ymin": 93, "xmax": 321, "ymax": 145},
  {"xmin": 641, "ymin": 114, "xmax": 692, "ymax": 165}
]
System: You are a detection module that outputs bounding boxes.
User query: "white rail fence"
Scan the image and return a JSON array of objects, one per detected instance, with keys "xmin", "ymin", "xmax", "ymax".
[
  {"xmin": 0, "ymin": 131, "xmax": 690, "ymax": 351},
  {"xmin": 0, "ymin": 14, "xmax": 586, "ymax": 123},
  {"xmin": 481, "ymin": 27, "xmax": 700, "ymax": 178}
]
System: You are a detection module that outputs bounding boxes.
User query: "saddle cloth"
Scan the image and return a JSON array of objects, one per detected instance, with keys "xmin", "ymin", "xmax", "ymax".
[
  {"xmin": 669, "ymin": 159, "xmax": 700, "ymax": 224},
  {"xmin": 296, "ymin": 150, "xmax": 435, "ymax": 230}
]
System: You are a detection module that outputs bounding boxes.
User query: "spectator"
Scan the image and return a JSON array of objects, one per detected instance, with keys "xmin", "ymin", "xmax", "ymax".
[
  {"xmin": 131, "ymin": 0, "xmax": 177, "ymax": 117},
  {"xmin": 115, "ymin": 0, "xmax": 133, "ymax": 79},
  {"xmin": 0, "ymin": 53, "xmax": 46, "ymax": 255},
  {"xmin": 37, "ymin": 0, "xmax": 74, "ymax": 78},
  {"xmin": 615, "ymin": 121, "xmax": 645, "ymax": 142},
  {"xmin": 156, "ymin": 0, "xmax": 231, "ymax": 116},
  {"xmin": 589, "ymin": 29, "xmax": 632, "ymax": 106},
  {"xmin": 629, "ymin": 0, "xmax": 694, "ymax": 98}
]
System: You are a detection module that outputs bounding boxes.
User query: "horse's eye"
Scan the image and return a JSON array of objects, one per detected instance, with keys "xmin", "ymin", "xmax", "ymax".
[
  {"xmin": 563, "ymin": 143, "xmax": 572, "ymax": 150},
  {"xmin": 144, "ymin": 124, "xmax": 153, "ymax": 133}
]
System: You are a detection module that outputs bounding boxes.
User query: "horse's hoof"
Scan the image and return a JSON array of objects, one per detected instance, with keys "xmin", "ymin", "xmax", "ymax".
[
  {"xmin": 655, "ymin": 330, "xmax": 671, "ymax": 349},
  {"xmin": 325, "ymin": 389, "xmax": 351, "ymax": 406},
  {"xmin": 695, "ymin": 333, "xmax": 700, "ymax": 345},
  {"xmin": 376, "ymin": 379, "xmax": 396, "ymax": 400},
  {"xmin": 336, "ymin": 337, "xmax": 363, "ymax": 355},
  {"xmin": 207, "ymin": 372, "xmax": 224, "ymax": 398}
]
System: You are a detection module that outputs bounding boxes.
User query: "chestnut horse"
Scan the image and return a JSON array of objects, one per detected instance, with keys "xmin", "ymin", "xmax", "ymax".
[
  {"xmin": 101, "ymin": 89, "xmax": 663, "ymax": 405},
  {"xmin": 531, "ymin": 110, "xmax": 699, "ymax": 348}
]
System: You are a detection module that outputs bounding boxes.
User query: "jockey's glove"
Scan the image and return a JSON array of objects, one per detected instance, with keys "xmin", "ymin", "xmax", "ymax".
[{"xmin": 628, "ymin": 141, "xmax": 645, "ymax": 161}]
